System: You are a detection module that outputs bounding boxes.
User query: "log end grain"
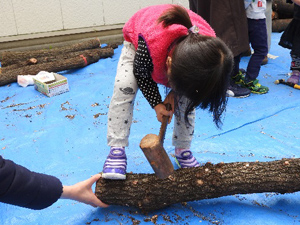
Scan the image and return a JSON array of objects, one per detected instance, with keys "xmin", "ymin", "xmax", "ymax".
[{"xmin": 140, "ymin": 134, "xmax": 160, "ymax": 149}]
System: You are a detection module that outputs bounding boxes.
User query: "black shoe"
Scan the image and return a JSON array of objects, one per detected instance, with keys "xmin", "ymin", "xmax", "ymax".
[{"xmin": 227, "ymin": 80, "xmax": 251, "ymax": 98}]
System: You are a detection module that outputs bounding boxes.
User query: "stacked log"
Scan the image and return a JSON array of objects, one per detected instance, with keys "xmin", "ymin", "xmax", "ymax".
[
  {"xmin": 0, "ymin": 39, "xmax": 117, "ymax": 86},
  {"xmin": 272, "ymin": 0, "xmax": 294, "ymax": 32}
]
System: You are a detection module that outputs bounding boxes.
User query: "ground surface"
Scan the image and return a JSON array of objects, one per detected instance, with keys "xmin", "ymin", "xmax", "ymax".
[{"xmin": 0, "ymin": 32, "xmax": 300, "ymax": 225}]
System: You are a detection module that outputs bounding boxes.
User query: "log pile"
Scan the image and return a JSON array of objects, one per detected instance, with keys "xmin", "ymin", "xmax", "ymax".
[
  {"xmin": 96, "ymin": 158, "xmax": 300, "ymax": 212},
  {"xmin": 272, "ymin": 0, "xmax": 294, "ymax": 32},
  {"xmin": 0, "ymin": 38, "xmax": 117, "ymax": 86}
]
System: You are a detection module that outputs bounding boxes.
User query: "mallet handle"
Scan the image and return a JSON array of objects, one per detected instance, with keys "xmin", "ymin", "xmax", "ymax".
[
  {"xmin": 158, "ymin": 103, "xmax": 172, "ymax": 144},
  {"xmin": 275, "ymin": 79, "xmax": 300, "ymax": 90}
]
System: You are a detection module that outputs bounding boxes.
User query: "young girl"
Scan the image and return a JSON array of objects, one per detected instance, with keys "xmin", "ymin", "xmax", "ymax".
[
  {"xmin": 279, "ymin": 0, "xmax": 300, "ymax": 84},
  {"xmin": 102, "ymin": 4, "xmax": 234, "ymax": 180}
]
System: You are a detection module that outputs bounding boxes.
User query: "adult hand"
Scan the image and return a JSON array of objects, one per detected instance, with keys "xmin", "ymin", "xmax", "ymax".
[{"xmin": 61, "ymin": 174, "xmax": 109, "ymax": 208}]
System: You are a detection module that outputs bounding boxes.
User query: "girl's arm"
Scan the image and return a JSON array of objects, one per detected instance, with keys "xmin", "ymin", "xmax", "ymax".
[
  {"xmin": 133, "ymin": 36, "xmax": 174, "ymax": 122},
  {"xmin": 133, "ymin": 36, "xmax": 162, "ymax": 108}
]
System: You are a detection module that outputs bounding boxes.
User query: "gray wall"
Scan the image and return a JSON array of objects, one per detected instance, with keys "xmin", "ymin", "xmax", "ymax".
[{"xmin": 0, "ymin": 0, "xmax": 189, "ymax": 38}]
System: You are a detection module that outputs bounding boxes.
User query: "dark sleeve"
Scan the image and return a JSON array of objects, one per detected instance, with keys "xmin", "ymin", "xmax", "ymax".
[
  {"xmin": 0, "ymin": 156, "xmax": 63, "ymax": 210},
  {"xmin": 287, "ymin": 0, "xmax": 293, "ymax": 3},
  {"xmin": 133, "ymin": 35, "xmax": 163, "ymax": 108}
]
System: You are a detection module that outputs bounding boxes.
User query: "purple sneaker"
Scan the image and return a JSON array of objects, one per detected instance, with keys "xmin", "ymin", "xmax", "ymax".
[
  {"xmin": 102, "ymin": 147, "xmax": 127, "ymax": 180},
  {"xmin": 287, "ymin": 70, "xmax": 300, "ymax": 84},
  {"xmin": 175, "ymin": 150, "xmax": 200, "ymax": 168}
]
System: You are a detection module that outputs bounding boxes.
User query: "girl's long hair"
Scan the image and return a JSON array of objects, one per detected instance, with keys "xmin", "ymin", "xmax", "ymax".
[{"xmin": 158, "ymin": 5, "xmax": 233, "ymax": 128}]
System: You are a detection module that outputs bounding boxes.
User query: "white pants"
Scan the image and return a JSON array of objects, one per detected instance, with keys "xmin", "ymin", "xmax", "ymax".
[{"xmin": 107, "ymin": 41, "xmax": 195, "ymax": 149}]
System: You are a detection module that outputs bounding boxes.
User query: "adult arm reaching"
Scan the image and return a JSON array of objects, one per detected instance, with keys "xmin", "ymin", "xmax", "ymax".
[{"xmin": 0, "ymin": 156, "xmax": 108, "ymax": 209}]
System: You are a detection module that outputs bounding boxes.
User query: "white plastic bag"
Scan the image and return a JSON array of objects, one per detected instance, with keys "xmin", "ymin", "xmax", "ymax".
[
  {"xmin": 17, "ymin": 75, "xmax": 35, "ymax": 87},
  {"xmin": 17, "ymin": 71, "xmax": 56, "ymax": 88}
]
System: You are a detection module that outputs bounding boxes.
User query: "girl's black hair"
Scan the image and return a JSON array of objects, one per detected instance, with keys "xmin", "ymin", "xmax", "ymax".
[{"xmin": 158, "ymin": 5, "xmax": 233, "ymax": 128}]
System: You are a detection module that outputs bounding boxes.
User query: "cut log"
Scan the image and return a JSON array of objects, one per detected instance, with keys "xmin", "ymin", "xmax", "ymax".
[
  {"xmin": 1, "ymin": 38, "xmax": 101, "ymax": 67},
  {"xmin": 272, "ymin": 18, "xmax": 292, "ymax": 32},
  {"xmin": 272, "ymin": 11, "xmax": 279, "ymax": 20},
  {"xmin": 0, "ymin": 47, "xmax": 114, "ymax": 86},
  {"xmin": 2, "ymin": 47, "xmax": 114, "ymax": 72},
  {"xmin": 96, "ymin": 158, "xmax": 300, "ymax": 212},
  {"xmin": 272, "ymin": 0, "xmax": 294, "ymax": 19},
  {"xmin": 106, "ymin": 43, "xmax": 122, "ymax": 49},
  {"xmin": 3, "ymin": 58, "xmax": 38, "ymax": 71}
]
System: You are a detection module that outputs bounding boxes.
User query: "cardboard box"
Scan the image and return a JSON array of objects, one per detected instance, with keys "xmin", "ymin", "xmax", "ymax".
[{"xmin": 34, "ymin": 73, "xmax": 69, "ymax": 97}]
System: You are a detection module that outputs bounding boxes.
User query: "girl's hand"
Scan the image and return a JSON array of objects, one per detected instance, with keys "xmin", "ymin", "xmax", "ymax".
[
  {"xmin": 154, "ymin": 92, "xmax": 175, "ymax": 123},
  {"xmin": 154, "ymin": 103, "xmax": 173, "ymax": 123},
  {"xmin": 61, "ymin": 174, "xmax": 109, "ymax": 208}
]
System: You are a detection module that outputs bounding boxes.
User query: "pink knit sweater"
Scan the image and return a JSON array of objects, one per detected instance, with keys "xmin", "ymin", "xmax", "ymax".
[{"xmin": 123, "ymin": 4, "xmax": 216, "ymax": 86}]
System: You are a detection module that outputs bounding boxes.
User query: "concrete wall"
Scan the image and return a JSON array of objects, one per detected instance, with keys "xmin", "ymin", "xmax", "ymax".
[
  {"xmin": 0, "ymin": 0, "xmax": 189, "ymax": 55},
  {"xmin": 0, "ymin": 0, "xmax": 189, "ymax": 38}
]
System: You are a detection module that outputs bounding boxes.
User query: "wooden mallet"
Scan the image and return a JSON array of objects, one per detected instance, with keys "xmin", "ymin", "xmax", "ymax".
[{"xmin": 139, "ymin": 103, "xmax": 174, "ymax": 179}]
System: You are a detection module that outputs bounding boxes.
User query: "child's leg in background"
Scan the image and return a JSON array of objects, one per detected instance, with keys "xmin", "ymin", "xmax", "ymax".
[
  {"xmin": 246, "ymin": 18, "xmax": 268, "ymax": 81},
  {"xmin": 172, "ymin": 96, "xmax": 200, "ymax": 168},
  {"xmin": 227, "ymin": 54, "xmax": 251, "ymax": 98},
  {"xmin": 243, "ymin": 18, "xmax": 269, "ymax": 94},
  {"xmin": 288, "ymin": 30, "xmax": 300, "ymax": 83},
  {"xmin": 103, "ymin": 41, "xmax": 138, "ymax": 179},
  {"xmin": 288, "ymin": 53, "xmax": 300, "ymax": 84}
]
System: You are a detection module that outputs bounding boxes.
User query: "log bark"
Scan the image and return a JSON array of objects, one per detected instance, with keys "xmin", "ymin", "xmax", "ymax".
[
  {"xmin": 96, "ymin": 158, "xmax": 300, "ymax": 212},
  {"xmin": 272, "ymin": 0, "xmax": 294, "ymax": 19},
  {"xmin": 0, "ymin": 47, "xmax": 113, "ymax": 86},
  {"xmin": 2, "ymin": 47, "xmax": 114, "ymax": 72},
  {"xmin": 3, "ymin": 58, "xmax": 39, "ymax": 71},
  {"xmin": 1, "ymin": 38, "xmax": 101, "ymax": 67},
  {"xmin": 272, "ymin": 18, "xmax": 292, "ymax": 32}
]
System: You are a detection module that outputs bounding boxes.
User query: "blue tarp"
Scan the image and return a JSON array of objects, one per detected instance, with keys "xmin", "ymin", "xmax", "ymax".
[{"xmin": 1, "ymin": 32, "xmax": 300, "ymax": 225}]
